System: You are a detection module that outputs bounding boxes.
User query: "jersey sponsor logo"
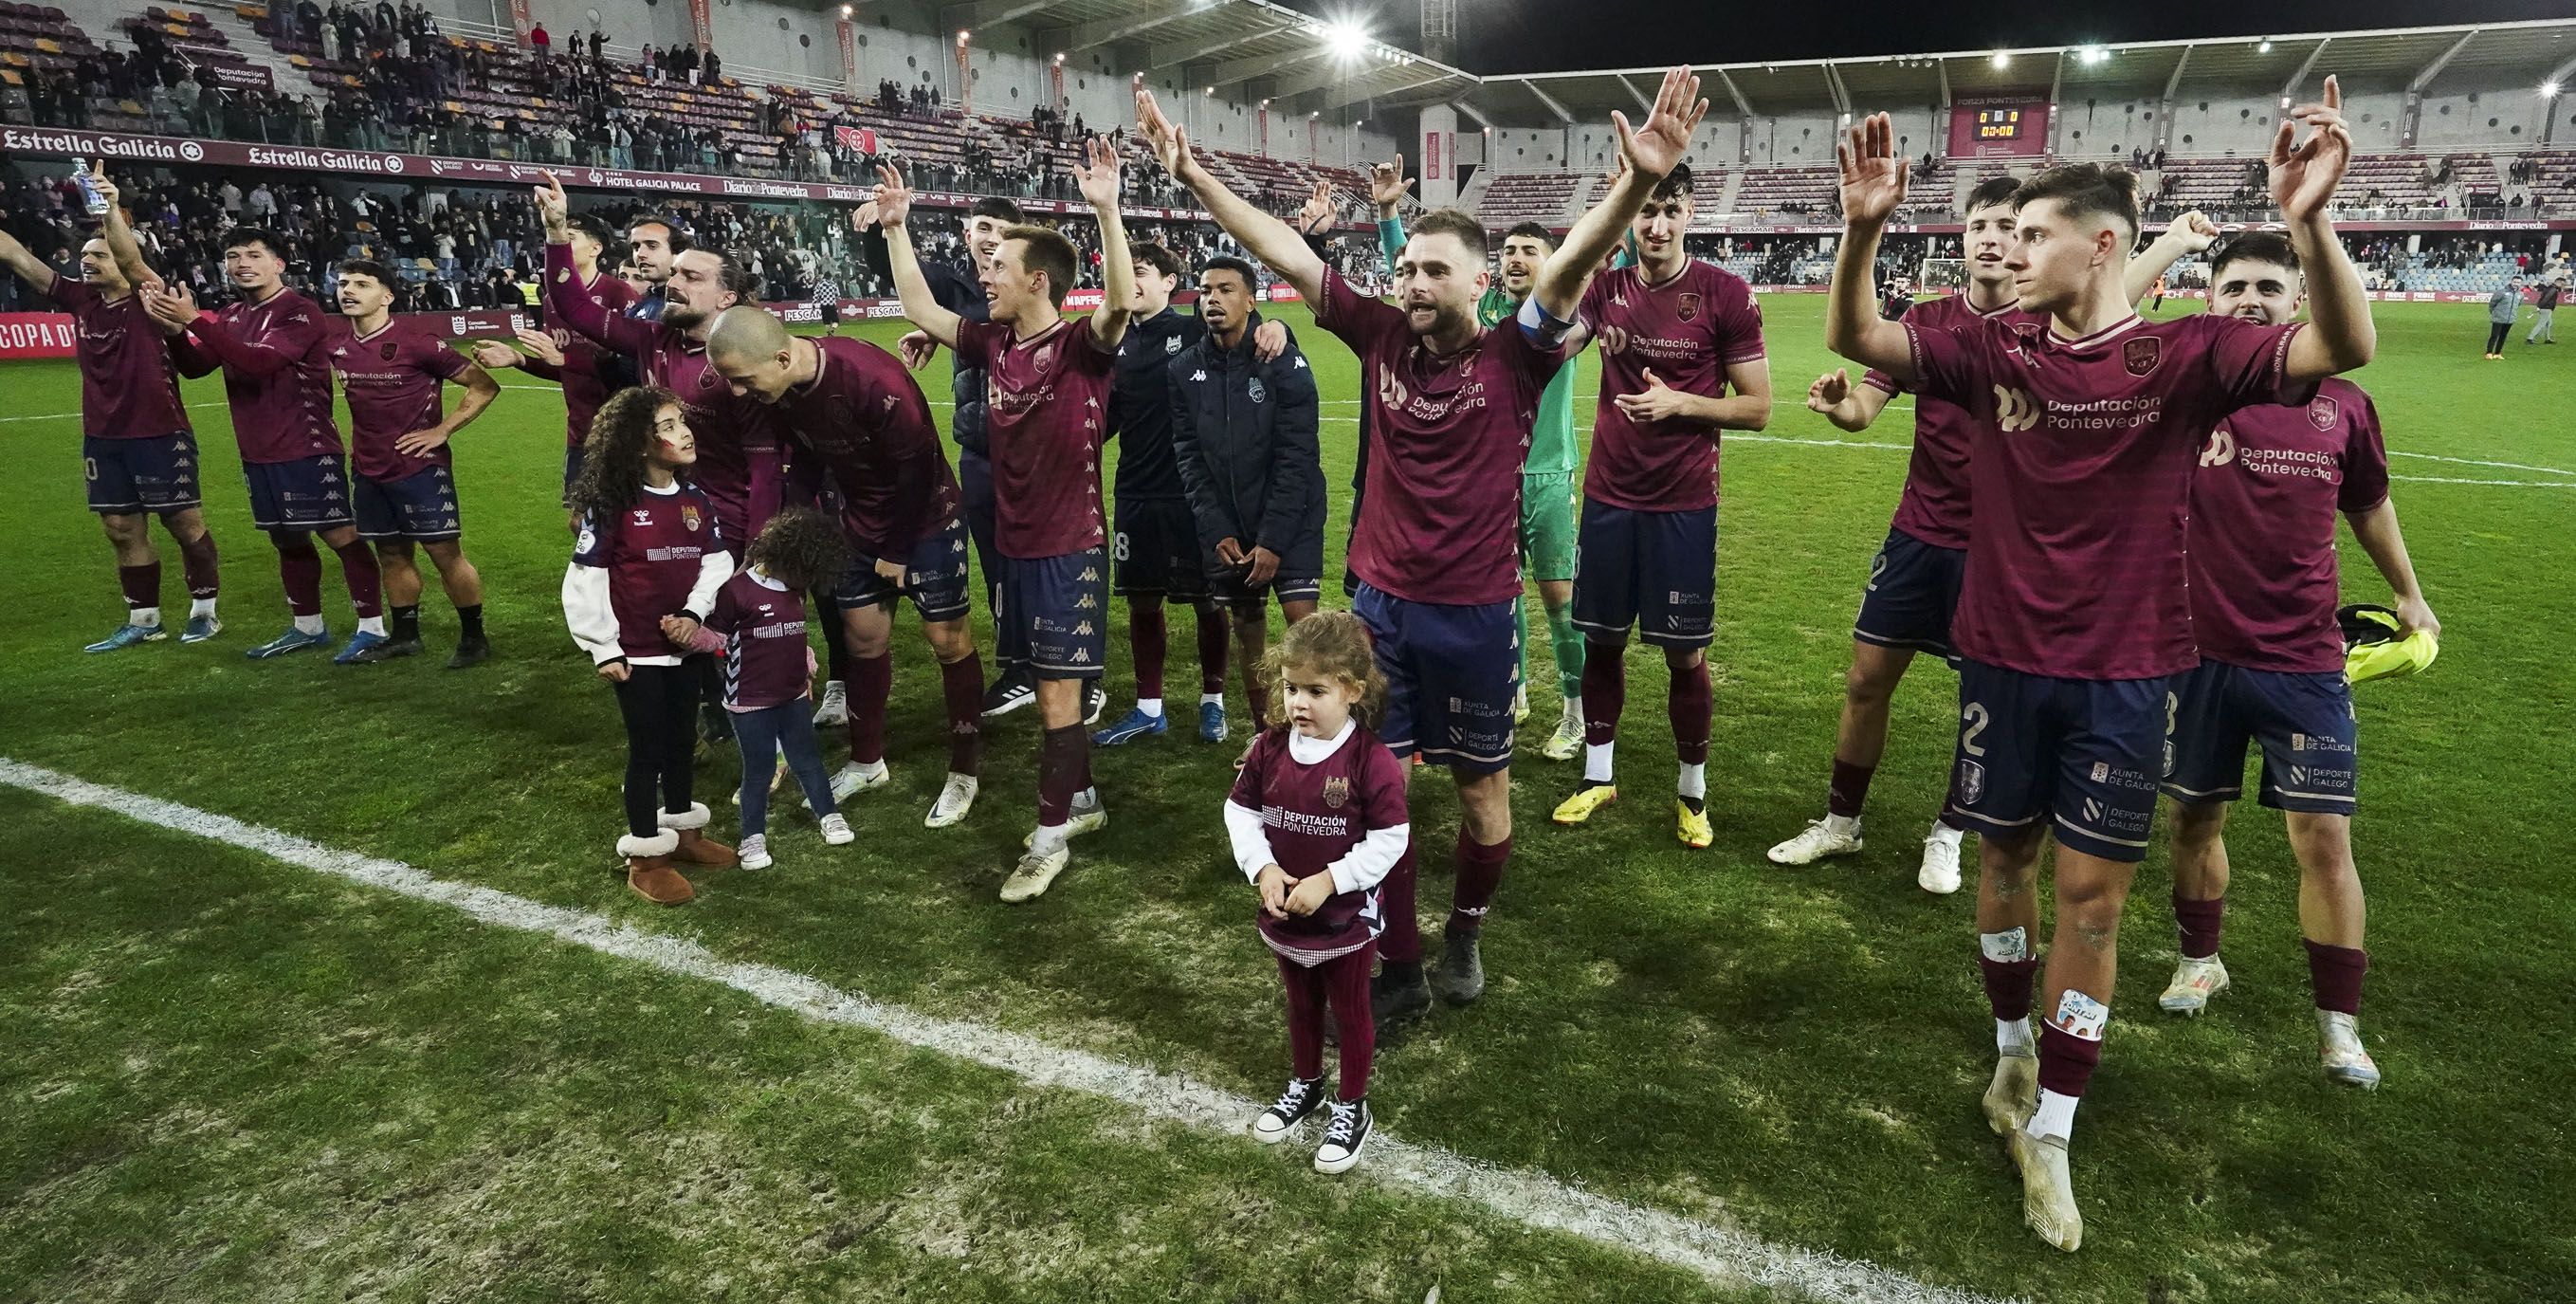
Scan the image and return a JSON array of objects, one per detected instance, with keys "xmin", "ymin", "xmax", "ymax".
[
  {"xmin": 1676, "ymin": 291, "xmax": 1702, "ymax": 323},
  {"xmin": 2309, "ymin": 395, "xmax": 2341, "ymax": 431},
  {"xmin": 2200, "ymin": 428, "xmax": 2237, "ymax": 468},
  {"xmin": 1993, "ymin": 385, "xmax": 2039, "ymax": 432},
  {"xmin": 1322, "ymin": 776, "xmax": 1351, "ymax": 809},
  {"xmin": 2122, "ymin": 336, "xmax": 2162, "ymax": 377}
]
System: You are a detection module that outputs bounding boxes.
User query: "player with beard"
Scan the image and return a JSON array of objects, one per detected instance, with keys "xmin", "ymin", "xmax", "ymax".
[
  {"xmin": 0, "ymin": 195, "xmax": 222, "ymax": 652},
  {"xmin": 1547, "ymin": 160, "xmax": 1772, "ymax": 853},
  {"xmin": 2121, "ymin": 228, "xmax": 2437, "ymax": 1088},
  {"xmin": 876, "ymin": 138, "xmax": 1137, "ymax": 903},
  {"xmin": 703, "ymin": 304, "xmax": 990, "ymax": 831},
  {"xmin": 1139, "ymin": 68, "xmax": 1707, "ymax": 1020},
  {"xmin": 469, "ymin": 212, "xmax": 634, "ymax": 505},
  {"xmin": 108, "ymin": 198, "xmax": 391, "ymax": 664},
  {"xmin": 1768, "ymin": 176, "xmax": 2037, "ymax": 891},
  {"xmin": 1825, "ymin": 82, "xmax": 2377, "ymax": 1250},
  {"xmin": 329, "ymin": 261, "xmax": 502, "ymax": 667}
]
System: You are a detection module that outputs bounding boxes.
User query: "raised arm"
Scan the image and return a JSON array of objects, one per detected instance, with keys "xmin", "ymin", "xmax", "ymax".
[
  {"xmin": 2346, "ymin": 499, "xmax": 2438, "ymax": 639},
  {"xmin": 1537, "ymin": 67, "xmax": 1705, "ymax": 321},
  {"xmin": 1137, "ymin": 88, "xmax": 1326, "ymax": 302},
  {"xmin": 1824, "ymin": 112, "xmax": 1919, "ymax": 381},
  {"xmin": 1077, "ymin": 136, "xmax": 1134, "ymax": 348},
  {"xmin": 2125, "ymin": 211, "xmax": 2218, "ymax": 307},
  {"xmin": 1371, "ymin": 157, "xmax": 1411, "ymax": 277},
  {"xmin": 0, "ymin": 225, "xmax": 56, "ymax": 293},
  {"xmin": 869, "ymin": 165, "xmax": 962, "ymax": 349},
  {"xmin": 2273, "ymin": 77, "xmax": 2375, "ymax": 379},
  {"xmin": 534, "ymin": 173, "xmax": 650, "ymax": 357},
  {"xmin": 89, "ymin": 167, "xmax": 162, "ymax": 295}
]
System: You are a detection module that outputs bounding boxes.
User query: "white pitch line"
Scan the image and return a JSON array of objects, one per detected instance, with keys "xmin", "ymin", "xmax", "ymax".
[
  {"xmin": 0, "ymin": 758, "xmax": 2010, "ymax": 1304},
  {"xmin": 2384, "ymin": 450, "xmax": 2576, "ymax": 477}
]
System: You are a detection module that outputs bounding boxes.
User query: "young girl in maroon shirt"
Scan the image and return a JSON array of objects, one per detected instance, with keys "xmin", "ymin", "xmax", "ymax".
[{"xmin": 1225, "ymin": 613, "xmax": 1410, "ymax": 1174}]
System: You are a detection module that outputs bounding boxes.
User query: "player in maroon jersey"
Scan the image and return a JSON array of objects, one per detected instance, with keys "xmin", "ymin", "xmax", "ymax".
[
  {"xmin": 1547, "ymin": 159, "xmax": 1773, "ymax": 854},
  {"xmin": 469, "ymin": 212, "xmax": 633, "ymax": 507},
  {"xmin": 1826, "ymin": 79, "xmax": 2379, "ymax": 1250},
  {"xmin": 564, "ymin": 387, "xmax": 739, "ymax": 906},
  {"xmin": 1228, "ymin": 613, "xmax": 1410, "ymax": 1174},
  {"xmin": 109, "ymin": 203, "xmax": 391, "ymax": 666},
  {"xmin": 705, "ymin": 304, "xmax": 991, "ymax": 833},
  {"xmin": 330, "ymin": 261, "xmax": 502, "ymax": 668},
  {"xmin": 1768, "ymin": 176, "xmax": 2037, "ymax": 892},
  {"xmin": 0, "ymin": 209, "xmax": 222, "ymax": 652},
  {"xmin": 2121, "ymin": 230, "xmax": 2438, "ymax": 1089},
  {"xmin": 877, "ymin": 138, "xmax": 1138, "ymax": 903},
  {"xmin": 1141, "ymin": 69, "xmax": 1707, "ymax": 1021}
]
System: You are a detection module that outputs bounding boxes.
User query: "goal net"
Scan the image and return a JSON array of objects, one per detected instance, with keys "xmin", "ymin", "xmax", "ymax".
[{"xmin": 1920, "ymin": 258, "xmax": 1969, "ymax": 290}]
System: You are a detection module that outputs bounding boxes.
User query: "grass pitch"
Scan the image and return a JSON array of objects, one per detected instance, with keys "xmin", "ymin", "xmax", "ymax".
[{"xmin": 2, "ymin": 296, "xmax": 2570, "ymax": 1303}]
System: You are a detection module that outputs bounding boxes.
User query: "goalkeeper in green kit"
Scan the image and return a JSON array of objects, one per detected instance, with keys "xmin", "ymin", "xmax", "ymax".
[{"xmin": 1370, "ymin": 160, "xmax": 1586, "ymax": 761}]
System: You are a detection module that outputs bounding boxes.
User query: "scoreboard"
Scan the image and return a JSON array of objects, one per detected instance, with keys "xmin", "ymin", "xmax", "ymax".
[{"xmin": 1949, "ymin": 97, "xmax": 2050, "ymax": 157}]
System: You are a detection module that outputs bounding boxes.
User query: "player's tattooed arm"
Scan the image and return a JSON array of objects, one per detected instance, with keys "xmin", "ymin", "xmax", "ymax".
[
  {"xmin": 2124, "ymin": 211, "xmax": 2219, "ymax": 308},
  {"xmin": 2273, "ymin": 76, "xmax": 2375, "ymax": 378},
  {"xmin": 1539, "ymin": 66, "xmax": 1705, "ymax": 322},
  {"xmin": 1824, "ymin": 112, "xmax": 1918, "ymax": 381}
]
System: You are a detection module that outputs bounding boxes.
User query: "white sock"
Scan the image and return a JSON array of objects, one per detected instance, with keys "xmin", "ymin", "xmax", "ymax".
[
  {"xmin": 1200, "ymin": 692, "xmax": 1224, "ymax": 707},
  {"xmin": 848, "ymin": 758, "xmax": 886, "ymax": 779},
  {"xmin": 822, "ymin": 678, "xmax": 844, "ymax": 694},
  {"xmin": 1562, "ymin": 693, "xmax": 1582, "ymax": 720},
  {"xmin": 2027, "ymin": 1088, "xmax": 2079, "ymax": 1143},
  {"xmin": 293, "ymin": 614, "xmax": 327, "ymax": 636},
  {"xmin": 130, "ymin": 606, "xmax": 162, "ymax": 629},
  {"xmin": 190, "ymin": 597, "xmax": 217, "ymax": 618},
  {"xmin": 1584, "ymin": 740, "xmax": 1616, "ymax": 785},
  {"xmin": 1996, "ymin": 1017, "xmax": 2033, "ymax": 1056},
  {"xmin": 1677, "ymin": 762, "xmax": 1706, "ymax": 801},
  {"xmin": 1823, "ymin": 812, "xmax": 1860, "ymax": 836},
  {"xmin": 1032, "ymin": 821, "xmax": 1069, "ymax": 854},
  {"xmin": 1927, "ymin": 820, "xmax": 1964, "ymax": 845},
  {"xmin": 1074, "ymin": 785, "xmax": 1099, "ymax": 812},
  {"xmin": 358, "ymin": 615, "xmax": 388, "ymax": 636},
  {"xmin": 1136, "ymin": 698, "xmax": 1163, "ymax": 718}
]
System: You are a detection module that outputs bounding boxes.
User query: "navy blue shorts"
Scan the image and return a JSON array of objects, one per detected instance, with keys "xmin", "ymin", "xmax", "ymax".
[
  {"xmin": 1212, "ymin": 568, "xmax": 1324, "ymax": 612},
  {"xmin": 243, "ymin": 454, "xmax": 356, "ymax": 532},
  {"xmin": 1852, "ymin": 525, "xmax": 1965, "ymax": 657},
  {"xmin": 1353, "ymin": 581, "xmax": 1518, "ymax": 773},
  {"xmin": 1946, "ymin": 659, "xmax": 2174, "ymax": 863},
  {"xmin": 561, "ymin": 445, "xmax": 584, "ymax": 505},
  {"xmin": 1003, "ymin": 547, "xmax": 1108, "ymax": 680},
  {"xmin": 1112, "ymin": 495, "xmax": 1212, "ymax": 602},
  {"xmin": 355, "ymin": 466, "xmax": 464, "ymax": 542},
  {"xmin": 1571, "ymin": 500, "xmax": 1716, "ymax": 649},
  {"xmin": 84, "ymin": 432, "xmax": 202, "ymax": 514},
  {"xmin": 835, "ymin": 515, "xmax": 975, "ymax": 623},
  {"xmin": 2162, "ymin": 659, "xmax": 2358, "ymax": 814}
]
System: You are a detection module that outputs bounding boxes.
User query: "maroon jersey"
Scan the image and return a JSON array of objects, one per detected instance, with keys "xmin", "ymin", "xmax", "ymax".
[
  {"xmin": 173, "ymin": 286, "xmax": 343, "ymax": 464},
  {"xmin": 39, "ymin": 273, "xmax": 191, "ymax": 441},
  {"xmin": 533, "ymin": 266, "xmax": 636, "ymax": 448},
  {"xmin": 1578, "ymin": 260, "xmax": 1766, "ymax": 512},
  {"xmin": 773, "ymin": 337, "xmax": 960, "ymax": 556},
  {"xmin": 2189, "ymin": 378, "xmax": 2390, "ymax": 674},
  {"xmin": 545, "ymin": 242, "xmax": 782, "ymax": 543},
  {"xmin": 1904, "ymin": 311, "xmax": 2311, "ymax": 681},
  {"xmin": 1317, "ymin": 270, "xmax": 1567, "ymax": 605},
  {"xmin": 1229, "ymin": 723, "xmax": 1409, "ymax": 962},
  {"xmin": 573, "ymin": 481, "xmax": 724, "ymax": 662},
  {"xmin": 703, "ymin": 569, "xmax": 814, "ymax": 709},
  {"xmin": 332, "ymin": 321, "xmax": 469, "ymax": 483},
  {"xmin": 1860, "ymin": 292, "xmax": 2042, "ymax": 549},
  {"xmin": 957, "ymin": 317, "xmax": 1113, "ymax": 560}
]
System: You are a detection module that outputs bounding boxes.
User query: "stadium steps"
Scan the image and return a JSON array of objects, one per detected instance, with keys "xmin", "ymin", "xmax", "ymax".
[
  {"xmin": 1716, "ymin": 168, "xmax": 1743, "ymax": 212},
  {"xmin": 1456, "ymin": 166, "xmax": 1492, "ymax": 214}
]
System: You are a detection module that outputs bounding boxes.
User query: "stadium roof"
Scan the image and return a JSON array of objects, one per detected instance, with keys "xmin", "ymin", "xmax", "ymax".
[{"xmin": 970, "ymin": 4, "xmax": 2576, "ymax": 123}]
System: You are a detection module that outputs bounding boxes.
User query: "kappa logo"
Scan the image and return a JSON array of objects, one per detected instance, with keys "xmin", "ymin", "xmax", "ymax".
[
  {"xmin": 2123, "ymin": 336, "xmax": 2162, "ymax": 377},
  {"xmin": 1322, "ymin": 776, "xmax": 1351, "ymax": 809},
  {"xmin": 1077, "ymin": 567, "xmax": 1100, "ymax": 583},
  {"xmin": 1676, "ymin": 291, "xmax": 1702, "ymax": 323},
  {"xmin": 2201, "ymin": 428, "xmax": 2237, "ymax": 468},
  {"xmin": 1071, "ymin": 648, "xmax": 1090, "ymax": 664},
  {"xmin": 1072, "ymin": 621, "xmax": 1093, "ymax": 637},
  {"xmin": 1190, "ymin": 369, "xmax": 1208, "ymax": 381},
  {"xmin": 1075, "ymin": 595, "xmax": 1097, "ymax": 610},
  {"xmin": 1247, "ymin": 377, "xmax": 1267, "ymax": 404},
  {"xmin": 1993, "ymin": 385, "xmax": 2039, "ymax": 432},
  {"xmin": 2309, "ymin": 395, "xmax": 2341, "ymax": 431},
  {"xmin": 1293, "ymin": 356, "xmax": 1307, "ymax": 369}
]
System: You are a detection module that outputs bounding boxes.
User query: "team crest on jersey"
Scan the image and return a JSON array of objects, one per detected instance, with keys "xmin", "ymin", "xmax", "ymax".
[
  {"xmin": 381, "ymin": 340, "xmax": 398, "ymax": 360},
  {"xmin": 2309, "ymin": 395, "xmax": 2340, "ymax": 431},
  {"xmin": 1164, "ymin": 334, "xmax": 1182, "ymax": 355},
  {"xmin": 1247, "ymin": 377, "xmax": 1267, "ymax": 403},
  {"xmin": 1676, "ymin": 291, "xmax": 1702, "ymax": 322},
  {"xmin": 681, "ymin": 504, "xmax": 702, "ymax": 530},
  {"xmin": 2122, "ymin": 336, "xmax": 2162, "ymax": 377},
  {"xmin": 1322, "ymin": 776, "xmax": 1351, "ymax": 809}
]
